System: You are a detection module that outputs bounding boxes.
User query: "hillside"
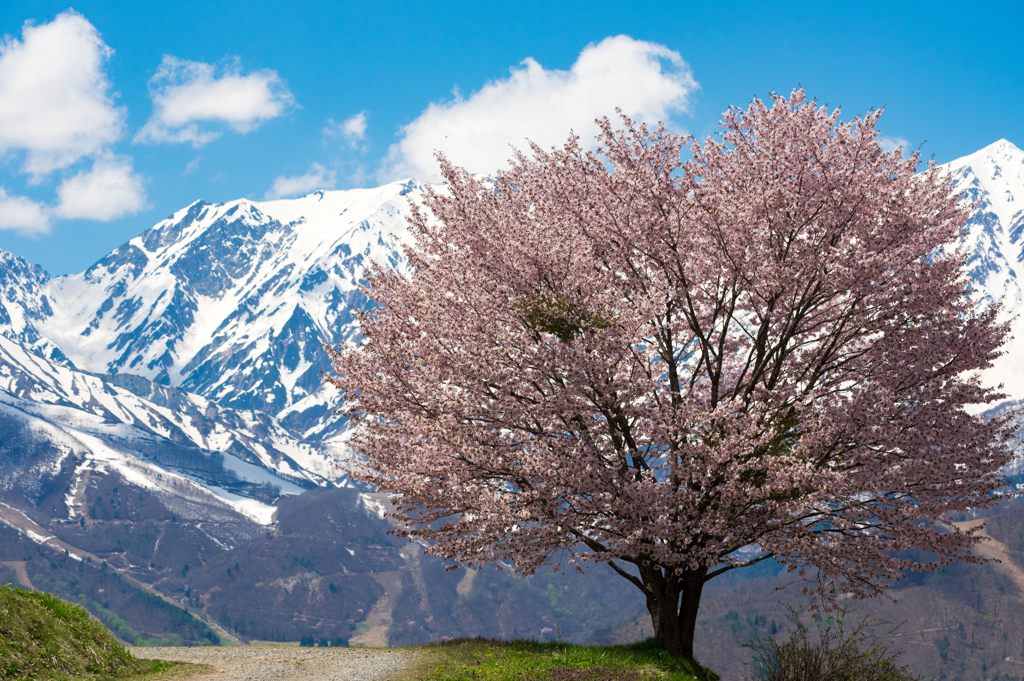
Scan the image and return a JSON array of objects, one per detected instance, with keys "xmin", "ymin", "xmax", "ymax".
[
  {"xmin": 0, "ymin": 584, "xmax": 175, "ymax": 679},
  {"xmin": 0, "ymin": 455, "xmax": 647, "ymax": 649}
]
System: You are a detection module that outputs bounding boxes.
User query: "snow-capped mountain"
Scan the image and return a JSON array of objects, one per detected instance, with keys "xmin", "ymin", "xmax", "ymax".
[
  {"xmin": 0, "ymin": 180, "xmax": 430, "ymax": 539},
  {"xmin": 944, "ymin": 140, "xmax": 1024, "ymax": 399},
  {"xmin": 5, "ymin": 180, "xmax": 423, "ymax": 443},
  {"xmin": 0, "ymin": 382, "xmax": 305, "ymax": 526},
  {"xmin": 0, "ymin": 250, "xmax": 71, "ymax": 367},
  {"xmin": 0, "ymin": 334, "xmax": 344, "ymax": 487},
  {"xmin": 1, "ymin": 144, "xmax": 1023, "ymax": 494},
  {"xmin": 2, "ymin": 143, "xmax": 1024, "ymax": 654}
]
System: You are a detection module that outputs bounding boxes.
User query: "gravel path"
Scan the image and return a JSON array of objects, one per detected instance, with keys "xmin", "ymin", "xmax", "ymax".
[{"xmin": 131, "ymin": 647, "xmax": 416, "ymax": 681}]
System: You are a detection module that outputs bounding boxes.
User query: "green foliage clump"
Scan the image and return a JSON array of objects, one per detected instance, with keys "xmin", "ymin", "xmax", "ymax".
[
  {"xmin": 402, "ymin": 637, "xmax": 718, "ymax": 681},
  {"xmin": 745, "ymin": 605, "xmax": 918, "ymax": 681},
  {"xmin": 520, "ymin": 294, "xmax": 610, "ymax": 344},
  {"xmin": 0, "ymin": 584, "xmax": 174, "ymax": 680}
]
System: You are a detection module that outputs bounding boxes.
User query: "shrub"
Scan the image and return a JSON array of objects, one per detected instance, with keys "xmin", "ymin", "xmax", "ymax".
[{"xmin": 745, "ymin": 605, "xmax": 918, "ymax": 681}]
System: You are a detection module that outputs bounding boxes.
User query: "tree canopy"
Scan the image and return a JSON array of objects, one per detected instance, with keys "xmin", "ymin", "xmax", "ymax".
[{"xmin": 327, "ymin": 89, "xmax": 1015, "ymax": 660}]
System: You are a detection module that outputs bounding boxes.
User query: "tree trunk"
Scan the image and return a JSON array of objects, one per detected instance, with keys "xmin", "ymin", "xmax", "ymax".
[
  {"xmin": 678, "ymin": 568, "xmax": 706, "ymax": 660},
  {"xmin": 643, "ymin": 566, "xmax": 707, "ymax": 662}
]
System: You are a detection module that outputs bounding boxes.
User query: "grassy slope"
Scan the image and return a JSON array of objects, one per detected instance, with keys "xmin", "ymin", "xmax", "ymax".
[
  {"xmin": 396, "ymin": 638, "xmax": 720, "ymax": 681},
  {"xmin": 0, "ymin": 585, "xmax": 176, "ymax": 680}
]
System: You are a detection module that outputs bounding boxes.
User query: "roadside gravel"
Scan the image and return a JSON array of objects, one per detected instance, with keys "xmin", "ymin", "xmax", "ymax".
[{"xmin": 131, "ymin": 646, "xmax": 416, "ymax": 680}]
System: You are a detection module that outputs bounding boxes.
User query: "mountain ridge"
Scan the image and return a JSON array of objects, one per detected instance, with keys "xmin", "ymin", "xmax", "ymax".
[
  {"xmin": 1, "ymin": 143, "xmax": 1023, "ymax": 483},
  {"xmin": 6, "ymin": 180, "xmax": 424, "ymax": 445}
]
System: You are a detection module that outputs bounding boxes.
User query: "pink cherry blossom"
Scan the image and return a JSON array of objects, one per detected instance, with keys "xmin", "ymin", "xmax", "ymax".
[{"xmin": 327, "ymin": 89, "xmax": 1015, "ymax": 661}]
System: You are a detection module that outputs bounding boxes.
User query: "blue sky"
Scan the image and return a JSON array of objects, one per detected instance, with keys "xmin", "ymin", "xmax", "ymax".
[{"xmin": 0, "ymin": 0, "xmax": 1021, "ymax": 276}]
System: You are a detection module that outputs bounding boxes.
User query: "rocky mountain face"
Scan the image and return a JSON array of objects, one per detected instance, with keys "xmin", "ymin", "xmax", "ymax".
[
  {"xmin": 0, "ymin": 250, "xmax": 70, "ymax": 366},
  {"xmin": 36, "ymin": 182, "xmax": 422, "ymax": 442},
  {"xmin": 0, "ymin": 334, "xmax": 338, "ymax": 493}
]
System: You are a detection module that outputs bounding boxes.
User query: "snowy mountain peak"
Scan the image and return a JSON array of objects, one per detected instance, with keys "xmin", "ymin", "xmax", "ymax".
[
  {"xmin": 945, "ymin": 139, "xmax": 1023, "ymax": 228},
  {"xmin": 934, "ymin": 140, "xmax": 1024, "ymax": 401},
  {"xmin": 3, "ymin": 147, "xmax": 1024, "ymax": 481},
  {"xmin": 0, "ymin": 181, "xmax": 429, "ymax": 443},
  {"xmin": 965, "ymin": 138, "xmax": 1023, "ymax": 163},
  {"xmin": 0, "ymin": 250, "xmax": 50, "ymax": 340}
]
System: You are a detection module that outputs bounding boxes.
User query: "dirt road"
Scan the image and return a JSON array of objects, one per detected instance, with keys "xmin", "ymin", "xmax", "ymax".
[{"xmin": 131, "ymin": 646, "xmax": 414, "ymax": 681}]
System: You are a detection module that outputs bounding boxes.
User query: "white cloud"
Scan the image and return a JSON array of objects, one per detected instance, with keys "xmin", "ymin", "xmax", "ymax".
[
  {"xmin": 0, "ymin": 10, "xmax": 125, "ymax": 177},
  {"xmin": 264, "ymin": 163, "xmax": 336, "ymax": 200},
  {"xmin": 0, "ymin": 189, "xmax": 50, "ymax": 233},
  {"xmin": 135, "ymin": 56, "xmax": 295, "ymax": 146},
  {"xmin": 53, "ymin": 156, "xmax": 146, "ymax": 221},
  {"xmin": 0, "ymin": 11, "xmax": 146, "ymax": 230},
  {"xmin": 378, "ymin": 35, "xmax": 698, "ymax": 183},
  {"xmin": 324, "ymin": 112, "xmax": 368, "ymax": 149},
  {"xmin": 0, "ymin": 157, "xmax": 145, "ymax": 230},
  {"xmin": 342, "ymin": 112, "xmax": 368, "ymax": 141},
  {"xmin": 878, "ymin": 136, "xmax": 911, "ymax": 155}
]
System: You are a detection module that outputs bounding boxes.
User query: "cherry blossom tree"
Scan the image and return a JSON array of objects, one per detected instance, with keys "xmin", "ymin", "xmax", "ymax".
[{"xmin": 326, "ymin": 90, "xmax": 1015, "ymax": 661}]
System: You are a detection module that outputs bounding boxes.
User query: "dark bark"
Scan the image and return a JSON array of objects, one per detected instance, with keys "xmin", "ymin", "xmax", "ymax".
[
  {"xmin": 640, "ymin": 564, "xmax": 707, "ymax": 662},
  {"xmin": 678, "ymin": 568, "xmax": 706, "ymax": 660}
]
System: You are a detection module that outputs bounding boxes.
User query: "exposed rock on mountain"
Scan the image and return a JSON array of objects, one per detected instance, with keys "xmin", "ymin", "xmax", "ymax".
[{"xmin": 0, "ymin": 251, "xmax": 69, "ymax": 367}]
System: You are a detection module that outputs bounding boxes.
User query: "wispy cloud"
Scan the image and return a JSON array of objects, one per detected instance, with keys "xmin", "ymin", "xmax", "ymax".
[
  {"xmin": 324, "ymin": 112, "xmax": 368, "ymax": 149},
  {"xmin": 264, "ymin": 163, "xmax": 336, "ymax": 200},
  {"xmin": 378, "ymin": 35, "xmax": 698, "ymax": 183},
  {"xmin": 182, "ymin": 157, "xmax": 202, "ymax": 176},
  {"xmin": 135, "ymin": 56, "xmax": 295, "ymax": 146},
  {"xmin": 0, "ymin": 10, "xmax": 125, "ymax": 178},
  {"xmin": 878, "ymin": 136, "xmax": 911, "ymax": 155}
]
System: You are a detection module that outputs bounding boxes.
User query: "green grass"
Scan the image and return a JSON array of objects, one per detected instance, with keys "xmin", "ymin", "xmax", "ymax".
[
  {"xmin": 396, "ymin": 637, "xmax": 721, "ymax": 681},
  {"xmin": 0, "ymin": 584, "xmax": 181, "ymax": 680}
]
